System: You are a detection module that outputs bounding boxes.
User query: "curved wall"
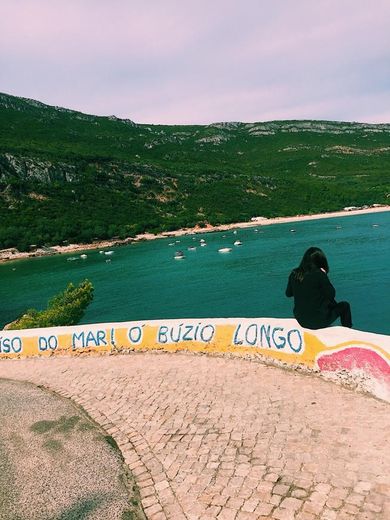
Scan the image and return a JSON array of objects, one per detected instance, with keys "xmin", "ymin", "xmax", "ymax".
[{"xmin": 1, "ymin": 318, "xmax": 389, "ymax": 401}]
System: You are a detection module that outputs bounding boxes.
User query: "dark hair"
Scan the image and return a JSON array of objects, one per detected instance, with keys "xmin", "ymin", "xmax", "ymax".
[{"xmin": 293, "ymin": 247, "xmax": 329, "ymax": 281}]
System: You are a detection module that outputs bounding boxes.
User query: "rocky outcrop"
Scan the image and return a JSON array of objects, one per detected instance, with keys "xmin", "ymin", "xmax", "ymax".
[{"xmin": 0, "ymin": 154, "xmax": 78, "ymax": 183}]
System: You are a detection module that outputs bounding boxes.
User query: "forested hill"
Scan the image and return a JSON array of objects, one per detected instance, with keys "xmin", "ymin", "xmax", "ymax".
[{"xmin": 0, "ymin": 91, "xmax": 389, "ymax": 251}]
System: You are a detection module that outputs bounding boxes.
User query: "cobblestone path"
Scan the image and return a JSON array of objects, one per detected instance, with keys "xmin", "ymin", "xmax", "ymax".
[{"xmin": 0, "ymin": 352, "xmax": 388, "ymax": 520}]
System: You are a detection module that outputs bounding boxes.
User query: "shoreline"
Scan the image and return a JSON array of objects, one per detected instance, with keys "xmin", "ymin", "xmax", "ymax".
[{"xmin": 1, "ymin": 205, "xmax": 389, "ymax": 263}]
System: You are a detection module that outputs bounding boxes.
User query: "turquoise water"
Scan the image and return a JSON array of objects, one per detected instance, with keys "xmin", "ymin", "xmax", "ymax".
[{"xmin": 1, "ymin": 211, "xmax": 389, "ymax": 335}]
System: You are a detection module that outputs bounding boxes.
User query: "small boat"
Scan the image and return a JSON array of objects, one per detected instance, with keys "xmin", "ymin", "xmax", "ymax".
[
  {"xmin": 218, "ymin": 247, "xmax": 232, "ymax": 253},
  {"xmin": 234, "ymin": 240, "xmax": 242, "ymax": 246},
  {"xmin": 233, "ymin": 230, "xmax": 237, "ymax": 235},
  {"xmin": 105, "ymin": 250, "xmax": 114, "ymax": 255},
  {"xmin": 187, "ymin": 246, "xmax": 197, "ymax": 251},
  {"xmin": 372, "ymin": 224, "xmax": 379, "ymax": 228},
  {"xmin": 200, "ymin": 242, "xmax": 207, "ymax": 247},
  {"xmin": 174, "ymin": 250, "xmax": 185, "ymax": 260},
  {"xmin": 99, "ymin": 250, "xmax": 104, "ymax": 254},
  {"xmin": 80, "ymin": 254, "xmax": 88, "ymax": 259},
  {"xmin": 290, "ymin": 229, "xmax": 296, "ymax": 233},
  {"xmin": 67, "ymin": 256, "xmax": 79, "ymax": 262},
  {"xmin": 175, "ymin": 240, "xmax": 181, "ymax": 243},
  {"xmin": 105, "ymin": 259, "xmax": 111, "ymax": 263},
  {"xmin": 200, "ymin": 238, "xmax": 206, "ymax": 243},
  {"xmin": 335, "ymin": 226, "xmax": 342, "ymax": 229},
  {"xmin": 169, "ymin": 242, "xmax": 175, "ymax": 246}
]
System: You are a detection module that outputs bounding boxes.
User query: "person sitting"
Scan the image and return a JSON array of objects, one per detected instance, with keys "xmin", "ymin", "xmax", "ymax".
[{"xmin": 286, "ymin": 246, "xmax": 352, "ymax": 330}]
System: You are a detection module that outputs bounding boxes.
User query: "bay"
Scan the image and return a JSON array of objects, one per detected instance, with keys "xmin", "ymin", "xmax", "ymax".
[{"xmin": 1, "ymin": 211, "xmax": 389, "ymax": 335}]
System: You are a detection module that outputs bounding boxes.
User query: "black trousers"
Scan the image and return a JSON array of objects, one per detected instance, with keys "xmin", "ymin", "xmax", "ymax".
[{"xmin": 329, "ymin": 301, "xmax": 352, "ymax": 328}]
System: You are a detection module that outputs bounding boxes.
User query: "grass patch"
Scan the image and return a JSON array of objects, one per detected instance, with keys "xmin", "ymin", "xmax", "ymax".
[
  {"xmin": 30, "ymin": 415, "xmax": 81, "ymax": 435},
  {"xmin": 43, "ymin": 439, "xmax": 63, "ymax": 452},
  {"xmin": 30, "ymin": 420, "xmax": 57, "ymax": 434},
  {"xmin": 77, "ymin": 421, "xmax": 95, "ymax": 432},
  {"xmin": 122, "ymin": 511, "xmax": 137, "ymax": 520},
  {"xmin": 56, "ymin": 415, "xmax": 81, "ymax": 433},
  {"xmin": 104, "ymin": 435, "xmax": 119, "ymax": 451}
]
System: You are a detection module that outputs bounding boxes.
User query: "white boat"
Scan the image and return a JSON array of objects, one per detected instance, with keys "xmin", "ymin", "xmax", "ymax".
[
  {"xmin": 67, "ymin": 256, "xmax": 79, "ymax": 262},
  {"xmin": 105, "ymin": 250, "xmax": 114, "ymax": 255},
  {"xmin": 234, "ymin": 240, "xmax": 242, "ymax": 246},
  {"xmin": 233, "ymin": 230, "xmax": 237, "ymax": 235},
  {"xmin": 187, "ymin": 246, "xmax": 197, "ymax": 251},
  {"xmin": 218, "ymin": 247, "xmax": 232, "ymax": 253},
  {"xmin": 174, "ymin": 250, "xmax": 185, "ymax": 260},
  {"xmin": 80, "ymin": 254, "xmax": 88, "ymax": 259},
  {"xmin": 99, "ymin": 250, "xmax": 104, "ymax": 254},
  {"xmin": 200, "ymin": 242, "xmax": 207, "ymax": 247},
  {"xmin": 169, "ymin": 242, "xmax": 175, "ymax": 246},
  {"xmin": 200, "ymin": 238, "xmax": 206, "ymax": 243}
]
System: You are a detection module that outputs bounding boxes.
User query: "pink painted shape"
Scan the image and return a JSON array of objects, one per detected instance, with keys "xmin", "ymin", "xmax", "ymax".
[{"xmin": 317, "ymin": 347, "xmax": 390, "ymax": 381}]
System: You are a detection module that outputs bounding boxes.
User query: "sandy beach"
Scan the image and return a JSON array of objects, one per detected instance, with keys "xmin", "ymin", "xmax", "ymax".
[{"xmin": 1, "ymin": 205, "xmax": 389, "ymax": 263}]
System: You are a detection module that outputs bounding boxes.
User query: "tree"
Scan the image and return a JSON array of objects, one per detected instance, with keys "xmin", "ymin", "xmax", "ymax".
[{"xmin": 6, "ymin": 279, "xmax": 94, "ymax": 330}]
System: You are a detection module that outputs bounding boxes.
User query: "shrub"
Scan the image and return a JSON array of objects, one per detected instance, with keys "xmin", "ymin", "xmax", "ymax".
[{"xmin": 7, "ymin": 279, "xmax": 94, "ymax": 330}]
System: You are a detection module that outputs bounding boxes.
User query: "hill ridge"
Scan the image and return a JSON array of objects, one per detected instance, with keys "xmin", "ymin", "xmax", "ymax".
[
  {"xmin": 2, "ymin": 91, "xmax": 390, "ymax": 132},
  {"xmin": 0, "ymin": 92, "xmax": 389, "ymax": 251}
]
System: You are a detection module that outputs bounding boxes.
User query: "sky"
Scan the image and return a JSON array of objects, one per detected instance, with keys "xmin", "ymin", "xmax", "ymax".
[{"xmin": 1, "ymin": 0, "xmax": 390, "ymax": 124}]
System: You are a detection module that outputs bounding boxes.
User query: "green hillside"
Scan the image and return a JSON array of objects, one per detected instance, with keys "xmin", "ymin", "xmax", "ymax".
[{"xmin": 0, "ymin": 92, "xmax": 389, "ymax": 250}]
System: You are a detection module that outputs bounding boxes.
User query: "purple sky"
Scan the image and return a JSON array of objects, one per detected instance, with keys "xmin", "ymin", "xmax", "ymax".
[{"xmin": 1, "ymin": 0, "xmax": 390, "ymax": 124}]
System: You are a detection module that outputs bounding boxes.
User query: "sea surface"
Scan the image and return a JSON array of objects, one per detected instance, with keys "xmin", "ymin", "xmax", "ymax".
[{"xmin": 1, "ymin": 211, "xmax": 389, "ymax": 335}]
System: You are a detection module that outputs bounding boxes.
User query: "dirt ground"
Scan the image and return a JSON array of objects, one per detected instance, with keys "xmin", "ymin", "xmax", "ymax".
[{"xmin": 0, "ymin": 379, "xmax": 145, "ymax": 520}]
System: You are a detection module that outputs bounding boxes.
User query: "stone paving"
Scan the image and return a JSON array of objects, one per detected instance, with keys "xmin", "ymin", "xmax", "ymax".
[{"xmin": 0, "ymin": 351, "xmax": 389, "ymax": 520}]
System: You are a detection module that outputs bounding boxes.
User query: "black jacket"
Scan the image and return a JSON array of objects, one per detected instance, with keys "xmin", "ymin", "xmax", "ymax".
[{"xmin": 286, "ymin": 268, "xmax": 336, "ymax": 329}]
